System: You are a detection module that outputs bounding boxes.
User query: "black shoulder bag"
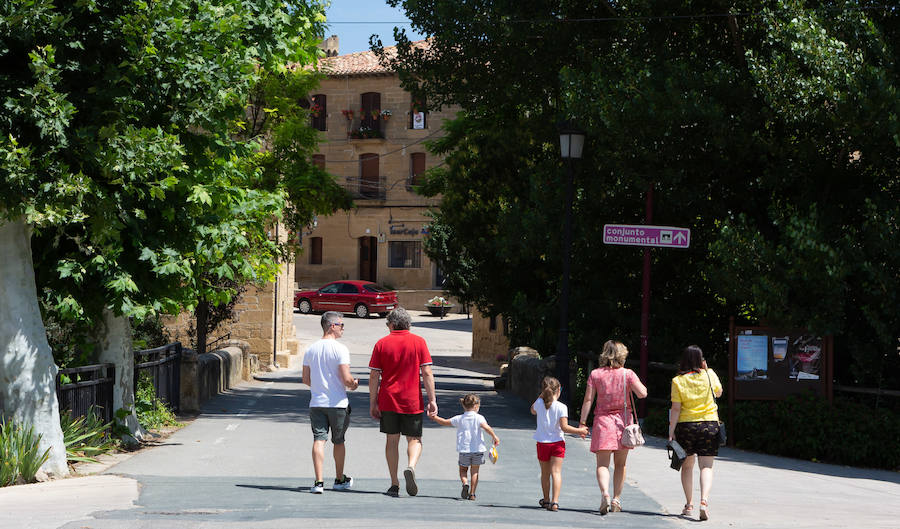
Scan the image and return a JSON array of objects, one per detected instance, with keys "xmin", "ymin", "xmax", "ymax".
[{"xmin": 706, "ymin": 369, "xmax": 726, "ymax": 446}]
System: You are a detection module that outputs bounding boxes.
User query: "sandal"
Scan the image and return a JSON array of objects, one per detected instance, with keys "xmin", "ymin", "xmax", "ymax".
[
  {"xmin": 468, "ymin": 494, "xmax": 476, "ymax": 500},
  {"xmin": 461, "ymin": 484, "xmax": 469, "ymax": 499},
  {"xmin": 599, "ymin": 494, "xmax": 610, "ymax": 515},
  {"xmin": 548, "ymin": 502, "xmax": 559, "ymax": 512},
  {"xmin": 699, "ymin": 499, "xmax": 709, "ymax": 521},
  {"xmin": 539, "ymin": 499, "xmax": 550, "ymax": 509},
  {"xmin": 682, "ymin": 503, "xmax": 694, "ymax": 516},
  {"xmin": 611, "ymin": 498, "xmax": 622, "ymax": 512}
]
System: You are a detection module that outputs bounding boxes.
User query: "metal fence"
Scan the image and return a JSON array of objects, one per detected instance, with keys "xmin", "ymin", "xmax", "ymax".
[
  {"xmin": 206, "ymin": 332, "xmax": 231, "ymax": 354},
  {"xmin": 133, "ymin": 342, "xmax": 182, "ymax": 414},
  {"xmin": 56, "ymin": 363, "xmax": 115, "ymax": 424}
]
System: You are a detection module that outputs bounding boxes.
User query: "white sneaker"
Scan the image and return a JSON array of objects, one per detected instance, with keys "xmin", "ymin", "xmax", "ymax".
[
  {"xmin": 310, "ymin": 481, "xmax": 324, "ymax": 494},
  {"xmin": 333, "ymin": 475, "xmax": 353, "ymax": 491}
]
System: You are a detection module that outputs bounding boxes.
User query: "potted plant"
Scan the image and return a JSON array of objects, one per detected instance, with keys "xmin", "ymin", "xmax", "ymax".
[
  {"xmin": 425, "ymin": 296, "xmax": 454, "ymax": 317},
  {"xmin": 341, "ymin": 109, "xmax": 353, "ymax": 120},
  {"xmin": 381, "ymin": 109, "xmax": 392, "ymax": 121}
]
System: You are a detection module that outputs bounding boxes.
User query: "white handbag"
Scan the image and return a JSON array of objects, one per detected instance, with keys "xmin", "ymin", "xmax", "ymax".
[{"xmin": 621, "ymin": 369, "xmax": 645, "ymax": 447}]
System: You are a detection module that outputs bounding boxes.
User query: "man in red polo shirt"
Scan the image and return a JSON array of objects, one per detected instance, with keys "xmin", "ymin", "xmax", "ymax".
[{"xmin": 369, "ymin": 307, "xmax": 438, "ymax": 497}]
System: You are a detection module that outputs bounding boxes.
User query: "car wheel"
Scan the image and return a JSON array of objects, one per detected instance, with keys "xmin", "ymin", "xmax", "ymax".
[
  {"xmin": 355, "ymin": 303, "xmax": 369, "ymax": 318},
  {"xmin": 298, "ymin": 299, "xmax": 312, "ymax": 314}
]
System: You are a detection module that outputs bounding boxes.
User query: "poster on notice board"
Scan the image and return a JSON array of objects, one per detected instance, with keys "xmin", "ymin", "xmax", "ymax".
[
  {"xmin": 788, "ymin": 335, "xmax": 822, "ymax": 380},
  {"xmin": 736, "ymin": 334, "xmax": 768, "ymax": 380}
]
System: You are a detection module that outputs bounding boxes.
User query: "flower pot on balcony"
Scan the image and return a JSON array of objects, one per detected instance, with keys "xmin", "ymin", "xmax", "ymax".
[{"xmin": 426, "ymin": 304, "xmax": 454, "ymax": 317}]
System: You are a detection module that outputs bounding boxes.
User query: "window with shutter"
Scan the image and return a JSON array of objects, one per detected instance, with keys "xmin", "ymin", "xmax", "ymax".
[
  {"xmin": 359, "ymin": 153, "xmax": 380, "ymax": 199},
  {"xmin": 409, "ymin": 152, "xmax": 426, "ymax": 189},
  {"xmin": 360, "ymin": 92, "xmax": 381, "ymax": 132},
  {"xmin": 311, "ymin": 94, "xmax": 326, "ymax": 131},
  {"xmin": 410, "ymin": 94, "xmax": 427, "ymax": 129}
]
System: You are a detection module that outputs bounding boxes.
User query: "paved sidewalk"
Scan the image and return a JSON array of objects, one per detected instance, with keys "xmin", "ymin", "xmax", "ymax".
[{"xmin": 2, "ymin": 343, "xmax": 898, "ymax": 528}]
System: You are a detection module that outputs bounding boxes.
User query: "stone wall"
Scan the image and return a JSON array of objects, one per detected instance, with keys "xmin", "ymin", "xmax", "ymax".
[
  {"xmin": 231, "ymin": 260, "xmax": 299, "ymax": 369},
  {"xmin": 162, "ymin": 227, "xmax": 299, "ymax": 369},
  {"xmin": 508, "ymin": 347, "xmax": 553, "ymax": 403},
  {"xmin": 471, "ymin": 311, "xmax": 511, "ymax": 363},
  {"xmin": 179, "ymin": 341, "xmax": 253, "ymax": 413}
]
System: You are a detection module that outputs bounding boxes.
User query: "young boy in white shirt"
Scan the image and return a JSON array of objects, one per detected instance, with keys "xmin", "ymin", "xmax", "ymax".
[{"xmin": 430, "ymin": 394, "xmax": 500, "ymax": 500}]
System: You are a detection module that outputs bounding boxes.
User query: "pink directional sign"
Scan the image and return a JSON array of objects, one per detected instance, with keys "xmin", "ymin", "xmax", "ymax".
[{"xmin": 603, "ymin": 224, "xmax": 690, "ymax": 249}]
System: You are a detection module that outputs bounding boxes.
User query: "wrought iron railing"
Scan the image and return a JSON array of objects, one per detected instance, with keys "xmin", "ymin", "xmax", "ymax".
[{"xmin": 56, "ymin": 363, "xmax": 115, "ymax": 424}]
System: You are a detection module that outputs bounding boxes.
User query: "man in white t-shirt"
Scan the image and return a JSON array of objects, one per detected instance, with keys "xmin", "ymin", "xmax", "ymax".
[{"xmin": 302, "ymin": 311, "xmax": 359, "ymax": 494}]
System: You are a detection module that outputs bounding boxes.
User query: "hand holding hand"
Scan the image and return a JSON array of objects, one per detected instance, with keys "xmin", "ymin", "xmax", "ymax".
[{"xmin": 426, "ymin": 400, "xmax": 438, "ymax": 417}]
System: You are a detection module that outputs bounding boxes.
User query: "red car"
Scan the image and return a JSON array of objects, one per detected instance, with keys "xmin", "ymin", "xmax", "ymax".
[{"xmin": 294, "ymin": 280, "xmax": 398, "ymax": 318}]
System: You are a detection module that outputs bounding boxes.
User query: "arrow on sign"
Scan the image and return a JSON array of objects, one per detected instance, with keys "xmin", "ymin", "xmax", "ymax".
[{"xmin": 602, "ymin": 224, "xmax": 691, "ymax": 249}]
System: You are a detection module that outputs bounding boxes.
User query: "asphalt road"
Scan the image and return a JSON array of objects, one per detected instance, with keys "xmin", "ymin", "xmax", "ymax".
[{"xmin": 2, "ymin": 310, "xmax": 899, "ymax": 528}]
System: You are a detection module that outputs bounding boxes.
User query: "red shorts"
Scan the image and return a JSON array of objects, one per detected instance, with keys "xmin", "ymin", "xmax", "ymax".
[{"xmin": 536, "ymin": 440, "xmax": 566, "ymax": 461}]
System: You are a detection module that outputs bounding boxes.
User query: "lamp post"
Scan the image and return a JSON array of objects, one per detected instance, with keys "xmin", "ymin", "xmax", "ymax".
[{"xmin": 556, "ymin": 123, "xmax": 585, "ymax": 403}]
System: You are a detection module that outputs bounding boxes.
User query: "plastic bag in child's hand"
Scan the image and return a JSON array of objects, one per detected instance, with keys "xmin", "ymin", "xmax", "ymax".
[{"xmin": 489, "ymin": 445, "xmax": 499, "ymax": 464}]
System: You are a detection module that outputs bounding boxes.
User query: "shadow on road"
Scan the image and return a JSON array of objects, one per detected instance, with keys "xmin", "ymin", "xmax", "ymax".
[{"xmin": 411, "ymin": 319, "xmax": 472, "ymax": 333}]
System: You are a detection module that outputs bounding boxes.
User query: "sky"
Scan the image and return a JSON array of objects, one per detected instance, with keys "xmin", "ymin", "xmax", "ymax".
[{"xmin": 324, "ymin": 1, "xmax": 428, "ymax": 55}]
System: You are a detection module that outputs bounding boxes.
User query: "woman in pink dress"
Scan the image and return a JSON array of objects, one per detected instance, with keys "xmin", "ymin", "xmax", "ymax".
[{"xmin": 578, "ymin": 340, "xmax": 648, "ymax": 514}]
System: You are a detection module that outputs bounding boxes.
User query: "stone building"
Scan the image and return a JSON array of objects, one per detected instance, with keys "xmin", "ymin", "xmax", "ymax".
[
  {"xmin": 472, "ymin": 311, "xmax": 511, "ymax": 364},
  {"xmin": 295, "ymin": 39, "xmax": 458, "ymax": 309}
]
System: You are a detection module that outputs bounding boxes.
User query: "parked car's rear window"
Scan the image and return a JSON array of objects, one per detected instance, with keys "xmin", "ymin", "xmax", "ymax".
[{"xmin": 364, "ymin": 284, "xmax": 391, "ymax": 293}]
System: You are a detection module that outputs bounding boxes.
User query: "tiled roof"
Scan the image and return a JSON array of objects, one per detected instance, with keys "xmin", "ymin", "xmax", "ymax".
[{"xmin": 313, "ymin": 39, "xmax": 430, "ymax": 77}]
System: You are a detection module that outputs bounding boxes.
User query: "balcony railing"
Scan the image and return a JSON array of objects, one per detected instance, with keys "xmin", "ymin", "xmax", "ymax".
[
  {"xmin": 349, "ymin": 125, "xmax": 384, "ymax": 140},
  {"xmin": 341, "ymin": 113, "xmax": 385, "ymax": 140},
  {"xmin": 343, "ymin": 176, "xmax": 386, "ymax": 200}
]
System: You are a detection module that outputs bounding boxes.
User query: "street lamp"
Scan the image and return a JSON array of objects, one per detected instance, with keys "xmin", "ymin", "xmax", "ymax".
[{"xmin": 556, "ymin": 123, "xmax": 585, "ymax": 403}]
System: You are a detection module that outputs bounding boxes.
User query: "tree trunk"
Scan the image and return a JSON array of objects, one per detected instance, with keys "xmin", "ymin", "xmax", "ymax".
[
  {"xmin": 0, "ymin": 217, "xmax": 68, "ymax": 477},
  {"xmin": 97, "ymin": 308, "xmax": 144, "ymax": 444}
]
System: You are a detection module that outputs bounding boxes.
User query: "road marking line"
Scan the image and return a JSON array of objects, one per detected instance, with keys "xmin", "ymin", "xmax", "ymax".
[
  {"xmin": 226, "ymin": 423, "xmax": 238, "ymax": 431},
  {"xmin": 214, "ymin": 437, "xmax": 225, "ymax": 445}
]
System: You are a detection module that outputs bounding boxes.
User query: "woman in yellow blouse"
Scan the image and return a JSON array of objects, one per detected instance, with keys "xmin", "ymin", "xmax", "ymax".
[{"xmin": 668, "ymin": 345, "xmax": 722, "ymax": 522}]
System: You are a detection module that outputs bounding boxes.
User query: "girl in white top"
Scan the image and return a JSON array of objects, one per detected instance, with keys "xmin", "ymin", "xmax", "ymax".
[
  {"xmin": 531, "ymin": 377, "xmax": 588, "ymax": 512},
  {"xmin": 431, "ymin": 394, "xmax": 500, "ymax": 500}
]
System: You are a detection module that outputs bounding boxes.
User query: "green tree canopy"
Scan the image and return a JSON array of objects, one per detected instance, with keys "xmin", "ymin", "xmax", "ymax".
[
  {"xmin": 1, "ymin": 0, "xmax": 346, "ymax": 470},
  {"xmin": 380, "ymin": 0, "xmax": 899, "ymax": 390}
]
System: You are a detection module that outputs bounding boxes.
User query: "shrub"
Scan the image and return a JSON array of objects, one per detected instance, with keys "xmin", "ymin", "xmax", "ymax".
[
  {"xmin": 0, "ymin": 417, "xmax": 51, "ymax": 486},
  {"xmin": 733, "ymin": 393, "xmax": 900, "ymax": 470},
  {"xmin": 60, "ymin": 407, "xmax": 118, "ymax": 464},
  {"xmin": 134, "ymin": 373, "xmax": 178, "ymax": 431}
]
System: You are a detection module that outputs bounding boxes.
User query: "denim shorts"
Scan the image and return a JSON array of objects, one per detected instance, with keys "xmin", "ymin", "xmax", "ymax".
[{"xmin": 310, "ymin": 406, "xmax": 350, "ymax": 443}]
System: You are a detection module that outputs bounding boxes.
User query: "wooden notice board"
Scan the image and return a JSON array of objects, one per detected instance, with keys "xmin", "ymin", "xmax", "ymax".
[{"xmin": 727, "ymin": 319, "xmax": 833, "ymax": 445}]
